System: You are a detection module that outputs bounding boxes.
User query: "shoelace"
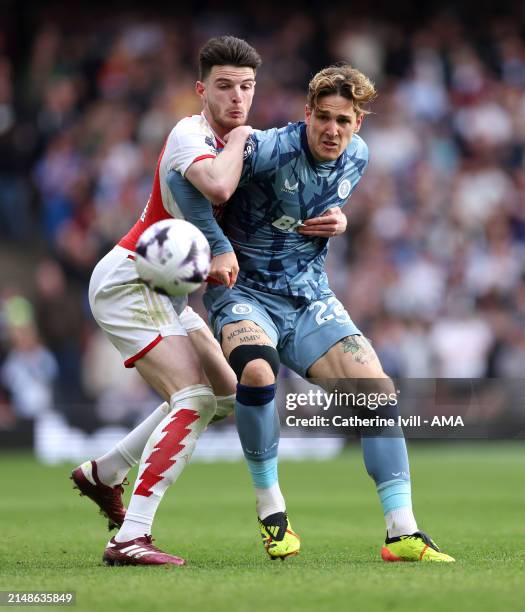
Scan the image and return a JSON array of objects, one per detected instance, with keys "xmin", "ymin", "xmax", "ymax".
[
  {"xmin": 141, "ymin": 535, "xmax": 162, "ymax": 551},
  {"xmin": 405, "ymin": 532, "xmax": 439, "ymax": 551},
  {"xmin": 105, "ymin": 482, "xmax": 127, "ymax": 517},
  {"xmin": 114, "ymin": 478, "xmax": 129, "ymax": 494}
]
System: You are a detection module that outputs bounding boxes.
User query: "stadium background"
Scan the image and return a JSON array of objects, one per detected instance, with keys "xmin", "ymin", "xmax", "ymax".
[
  {"xmin": 1, "ymin": 2, "xmax": 524, "ymax": 610},
  {"xmin": 1, "ymin": 0, "xmax": 524, "ymax": 447}
]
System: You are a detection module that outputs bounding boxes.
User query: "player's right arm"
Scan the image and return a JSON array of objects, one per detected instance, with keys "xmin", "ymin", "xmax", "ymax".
[
  {"xmin": 162, "ymin": 117, "xmax": 253, "ymax": 286},
  {"xmin": 185, "ymin": 125, "xmax": 253, "ymax": 205}
]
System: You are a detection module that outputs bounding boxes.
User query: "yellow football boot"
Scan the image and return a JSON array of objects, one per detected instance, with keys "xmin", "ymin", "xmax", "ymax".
[
  {"xmin": 381, "ymin": 531, "xmax": 455, "ymax": 563},
  {"xmin": 258, "ymin": 512, "xmax": 300, "ymax": 560}
]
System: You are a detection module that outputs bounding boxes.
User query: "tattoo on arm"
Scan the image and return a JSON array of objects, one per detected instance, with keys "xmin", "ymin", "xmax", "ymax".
[
  {"xmin": 340, "ymin": 335, "xmax": 376, "ymax": 365},
  {"xmin": 341, "ymin": 336, "xmax": 360, "ymax": 354}
]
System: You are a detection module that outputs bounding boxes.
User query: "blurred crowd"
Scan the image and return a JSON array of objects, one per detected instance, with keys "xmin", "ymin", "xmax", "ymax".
[{"xmin": 1, "ymin": 2, "xmax": 524, "ymax": 427}]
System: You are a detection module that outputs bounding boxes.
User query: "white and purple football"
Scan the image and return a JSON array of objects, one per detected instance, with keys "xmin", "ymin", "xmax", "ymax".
[{"xmin": 135, "ymin": 219, "xmax": 211, "ymax": 297}]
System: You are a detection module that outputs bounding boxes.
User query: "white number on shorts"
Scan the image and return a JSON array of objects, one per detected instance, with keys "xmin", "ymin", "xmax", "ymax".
[
  {"xmin": 330, "ymin": 297, "xmax": 352, "ymax": 324},
  {"xmin": 308, "ymin": 297, "xmax": 351, "ymax": 326}
]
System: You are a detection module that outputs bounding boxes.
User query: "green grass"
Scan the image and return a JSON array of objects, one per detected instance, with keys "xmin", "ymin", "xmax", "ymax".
[{"xmin": 1, "ymin": 443, "xmax": 524, "ymax": 611}]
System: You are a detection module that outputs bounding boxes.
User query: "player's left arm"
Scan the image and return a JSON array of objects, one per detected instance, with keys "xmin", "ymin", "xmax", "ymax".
[{"xmin": 297, "ymin": 206, "xmax": 347, "ymax": 237}]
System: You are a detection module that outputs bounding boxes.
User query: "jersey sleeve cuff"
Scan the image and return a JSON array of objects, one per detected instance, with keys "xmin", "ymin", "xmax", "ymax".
[
  {"xmin": 181, "ymin": 154, "xmax": 216, "ymax": 177},
  {"xmin": 211, "ymin": 242, "xmax": 234, "ymax": 257}
]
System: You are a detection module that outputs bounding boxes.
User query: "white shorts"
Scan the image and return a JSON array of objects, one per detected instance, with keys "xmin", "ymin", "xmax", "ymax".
[{"xmin": 89, "ymin": 246, "xmax": 206, "ymax": 368}]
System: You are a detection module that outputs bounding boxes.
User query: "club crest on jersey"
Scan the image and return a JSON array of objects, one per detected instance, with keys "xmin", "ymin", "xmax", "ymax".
[
  {"xmin": 205, "ymin": 135, "xmax": 220, "ymax": 154},
  {"xmin": 243, "ymin": 136, "xmax": 255, "ymax": 160},
  {"xmin": 338, "ymin": 179, "xmax": 351, "ymax": 199},
  {"xmin": 232, "ymin": 303, "xmax": 253, "ymax": 315}
]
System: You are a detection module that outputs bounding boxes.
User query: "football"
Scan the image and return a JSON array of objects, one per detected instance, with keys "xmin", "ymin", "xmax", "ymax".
[{"xmin": 135, "ymin": 219, "xmax": 211, "ymax": 297}]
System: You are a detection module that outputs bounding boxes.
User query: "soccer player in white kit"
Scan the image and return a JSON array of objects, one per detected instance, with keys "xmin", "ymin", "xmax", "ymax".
[{"xmin": 71, "ymin": 36, "xmax": 261, "ymax": 566}]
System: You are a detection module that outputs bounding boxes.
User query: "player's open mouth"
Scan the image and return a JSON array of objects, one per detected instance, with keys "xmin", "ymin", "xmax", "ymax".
[
  {"xmin": 229, "ymin": 111, "xmax": 243, "ymax": 118},
  {"xmin": 322, "ymin": 141, "xmax": 338, "ymax": 149}
]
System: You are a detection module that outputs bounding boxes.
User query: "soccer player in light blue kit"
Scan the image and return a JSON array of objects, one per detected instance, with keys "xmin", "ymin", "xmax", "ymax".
[{"xmin": 173, "ymin": 65, "xmax": 454, "ymax": 562}]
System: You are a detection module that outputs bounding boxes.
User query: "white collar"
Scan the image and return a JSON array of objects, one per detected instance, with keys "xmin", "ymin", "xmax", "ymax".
[{"xmin": 201, "ymin": 112, "xmax": 226, "ymax": 147}]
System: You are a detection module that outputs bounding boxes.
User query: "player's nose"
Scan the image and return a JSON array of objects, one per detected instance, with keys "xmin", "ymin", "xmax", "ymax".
[
  {"xmin": 231, "ymin": 85, "xmax": 243, "ymax": 102},
  {"xmin": 324, "ymin": 121, "xmax": 338, "ymax": 138}
]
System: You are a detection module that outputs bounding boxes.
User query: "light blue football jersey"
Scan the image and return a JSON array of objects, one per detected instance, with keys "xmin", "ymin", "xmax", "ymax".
[{"xmin": 220, "ymin": 122, "xmax": 369, "ymax": 301}]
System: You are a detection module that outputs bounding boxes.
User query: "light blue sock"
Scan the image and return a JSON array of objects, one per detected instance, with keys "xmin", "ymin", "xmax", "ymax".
[
  {"xmin": 361, "ymin": 436, "xmax": 413, "ymax": 515},
  {"xmin": 246, "ymin": 456, "xmax": 278, "ymax": 489},
  {"xmin": 235, "ymin": 383, "xmax": 280, "ymax": 489},
  {"xmin": 376, "ymin": 478, "xmax": 412, "ymax": 514}
]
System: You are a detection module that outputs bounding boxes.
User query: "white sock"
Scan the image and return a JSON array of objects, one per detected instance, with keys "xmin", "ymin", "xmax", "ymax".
[
  {"xmin": 113, "ymin": 519, "xmax": 151, "ymax": 543},
  {"xmin": 95, "ymin": 402, "xmax": 171, "ymax": 486},
  {"xmin": 115, "ymin": 385, "xmax": 216, "ymax": 542},
  {"xmin": 255, "ymin": 483, "xmax": 286, "ymax": 520},
  {"xmin": 386, "ymin": 507, "xmax": 418, "ymax": 538}
]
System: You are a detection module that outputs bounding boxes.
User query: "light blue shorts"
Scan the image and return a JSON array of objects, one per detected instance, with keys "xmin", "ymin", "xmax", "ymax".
[{"xmin": 204, "ymin": 284, "xmax": 361, "ymax": 377}]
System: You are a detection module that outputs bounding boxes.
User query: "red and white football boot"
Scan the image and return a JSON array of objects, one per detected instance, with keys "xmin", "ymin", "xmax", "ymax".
[
  {"xmin": 71, "ymin": 460, "xmax": 127, "ymax": 530},
  {"xmin": 103, "ymin": 535, "xmax": 185, "ymax": 566}
]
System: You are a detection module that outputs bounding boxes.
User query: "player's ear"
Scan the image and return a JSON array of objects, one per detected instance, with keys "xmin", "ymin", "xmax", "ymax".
[
  {"xmin": 305, "ymin": 104, "xmax": 312, "ymax": 125},
  {"xmin": 196, "ymin": 81, "xmax": 205, "ymax": 98},
  {"xmin": 354, "ymin": 113, "xmax": 364, "ymax": 133}
]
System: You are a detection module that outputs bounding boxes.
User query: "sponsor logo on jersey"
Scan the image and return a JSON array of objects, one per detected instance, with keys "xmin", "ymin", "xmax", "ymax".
[
  {"xmin": 232, "ymin": 303, "xmax": 253, "ymax": 315},
  {"xmin": 337, "ymin": 179, "xmax": 351, "ymax": 199},
  {"xmin": 281, "ymin": 178, "xmax": 299, "ymax": 194}
]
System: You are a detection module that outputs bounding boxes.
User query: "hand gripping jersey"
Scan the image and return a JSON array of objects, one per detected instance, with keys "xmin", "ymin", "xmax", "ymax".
[
  {"xmin": 220, "ymin": 122, "xmax": 369, "ymax": 301},
  {"xmin": 118, "ymin": 114, "xmax": 224, "ymax": 251}
]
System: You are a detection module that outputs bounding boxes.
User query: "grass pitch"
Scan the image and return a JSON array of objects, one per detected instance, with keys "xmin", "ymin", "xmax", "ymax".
[{"xmin": 1, "ymin": 442, "xmax": 524, "ymax": 612}]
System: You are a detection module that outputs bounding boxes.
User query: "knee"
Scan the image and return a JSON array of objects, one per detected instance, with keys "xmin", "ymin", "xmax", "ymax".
[
  {"xmin": 228, "ymin": 345, "xmax": 280, "ymax": 386},
  {"xmin": 174, "ymin": 384, "xmax": 217, "ymax": 417},
  {"xmin": 240, "ymin": 359, "xmax": 275, "ymax": 386}
]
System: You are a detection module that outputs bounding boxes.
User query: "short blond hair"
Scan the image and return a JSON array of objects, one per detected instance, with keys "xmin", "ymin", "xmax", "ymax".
[{"xmin": 307, "ymin": 64, "xmax": 377, "ymax": 115}]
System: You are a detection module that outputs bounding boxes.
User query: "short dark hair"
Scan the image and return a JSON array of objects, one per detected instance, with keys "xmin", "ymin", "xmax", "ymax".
[{"xmin": 199, "ymin": 36, "xmax": 262, "ymax": 81}]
